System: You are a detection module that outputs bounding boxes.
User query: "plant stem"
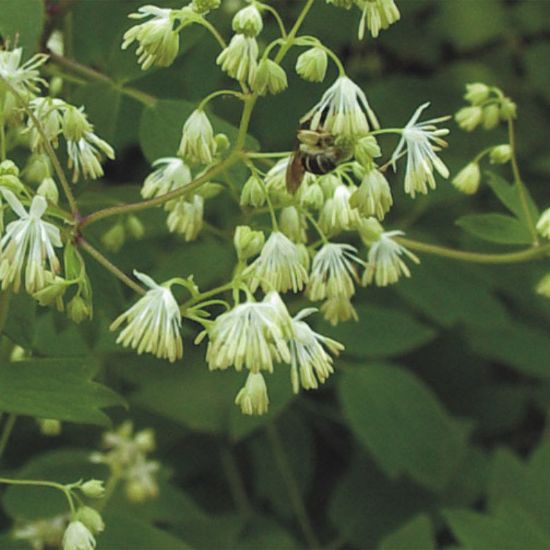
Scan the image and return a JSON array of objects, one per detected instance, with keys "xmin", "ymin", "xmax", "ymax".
[
  {"xmin": 195, "ymin": 18, "xmax": 227, "ymax": 49},
  {"xmin": 220, "ymin": 444, "xmax": 252, "ymax": 519},
  {"xmin": 0, "ymin": 289, "xmax": 11, "ymax": 335},
  {"xmin": 0, "ymin": 77, "xmax": 79, "ymax": 216},
  {"xmin": 0, "ymin": 414, "xmax": 16, "ymax": 460},
  {"xmin": 198, "ymin": 89, "xmax": 244, "ymax": 111},
  {"xmin": 79, "ymin": 238, "xmax": 145, "ymax": 294},
  {"xmin": 507, "ymin": 117, "xmax": 539, "ymax": 245},
  {"xmin": 260, "ymin": 3, "xmax": 288, "ymax": 38},
  {"xmin": 266, "ymin": 422, "xmax": 319, "ymax": 548},
  {"xmin": 396, "ymin": 237, "xmax": 550, "ymax": 264}
]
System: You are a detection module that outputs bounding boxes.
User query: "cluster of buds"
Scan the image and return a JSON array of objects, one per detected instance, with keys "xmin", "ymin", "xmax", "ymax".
[
  {"xmin": 455, "ymin": 83, "xmax": 517, "ymax": 132},
  {"xmin": 91, "ymin": 422, "xmax": 160, "ymax": 503}
]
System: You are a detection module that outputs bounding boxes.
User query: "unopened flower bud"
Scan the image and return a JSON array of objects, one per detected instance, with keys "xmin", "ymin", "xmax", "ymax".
[
  {"xmin": 455, "ymin": 106, "xmax": 483, "ymax": 131},
  {"xmin": 499, "ymin": 98, "xmax": 517, "ymax": 120},
  {"xmin": 179, "ymin": 109, "xmax": 217, "ymax": 165},
  {"xmin": 63, "ymin": 107, "xmax": 92, "ymax": 141},
  {"xmin": 464, "ymin": 82, "xmax": 490, "ymax": 104},
  {"xmin": 536, "ymin": 273, "xmax": 550, "ymax": 298},
  {"xmin": 280, "ymin": 206, "xmax": 306, "ymax": 243},
  {"xmin": 135, "ymin": 429, "xmax": 156, "ymax": 452},
  {"xmin": 64, "ymin": 243, "xmax": 83, "ymax": 281},
  {"xmin": 327, "ymin": 0, "xmax": 354, "ymax": 7},
  {"xmin": 216, "ymin": 34, "xmax": 258, "ymax": 85},
  {"xmin": 101, "ymin": 223, "xmax": 126, "ymax": 252},
  {"xmin": 234, "ymin": 225, "xmax": 265, "ymax": 260},
  {"xmin": 0, "ymin": 174, "xmax": 25, "ymax": 194},
  {"xmin": 482, "ymin": 104, "xmax": 500, "ymax": 130},
  {"xmin": 452, "ymin": 162, "xmax": 480, "ymax": 195},
  {"xmin": 76, "ymin": 507, "xmax": 104, "ymax": 535},
  {"xmin": 536, "ymin": 208, "xmax": 550, "ymax": 239},
  {"xmin": 126, "ymin": 215, "xmax": 145, "ymax": 240},
  {"xmin": 24, "ymin": 154, "xmax": 51, "ymax": 184},
  {"xmin": 300, "ymin": 181, "xmax": 324, "ymax": 210},
  {"xmin": 357, "ymin": 217, "xmax": 384, "ymax": 246},
  {"xmin": 38, "ymin": 418, "xmax": 62, "ymax": 436},
  {"xmin": 240, "ymin": 175, "xmax": 266, "ymax": 207},
  {"xmin": 63, "ymin": 521, "xmax": 96, "ymax": 550},
  {"xmin": 67, "ymin": 295, "xmax": 92, "ymax": 324},
  {"xmin": 296, "ymin": 47, "xmax": 327, "ymax": 83},
  {"xmin": 33, "ymin": 275, "xmax": 67, "ymax": 309},
  {"xmin": 37, "ymin": 177, "xmax": 59, "ymax": 204},
  {"xmin": 235, "ymin": 372, "xmax": 269, "ymax": 415},
  {"xmin": 215, "ymin": 133, "xmax": 230, "ymax": 151},
  {"xmin": 253, "ymin": 59, "xmax": 288, "ymax": 96},
  {"xmin": 354, "ymin": 135, "xmax": 382, "ymax": 166},
  {"xmin": 232, "ymin": 4, "xmax": 263, "ymax": 37},
  {"xmin": 192, "ymin": 0, "xmax": 221, "ymax": 13},
  {"xmin": 0, "ymin": 159, "xmax": 19, "ymax": 176},
  {"xmin": 80, "ymin": 480, "xmax": 106, "ymax": 499},
  {"xmin": 490, "ymin": 144, "xmax": 512, "ymax": 164}
]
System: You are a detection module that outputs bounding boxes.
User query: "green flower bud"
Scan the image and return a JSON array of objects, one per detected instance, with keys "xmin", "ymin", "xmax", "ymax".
[
  {"xmin": 215, "ymin": 133, "xmax": 230, "ymax": 151},
  {"xmin": 240, "ymin": 175, "xmax": 266, "ymax": 207},
  {"xmin": 354, "ymin": 135, "xmax": 382, "ymax": 166},
  {"xmin": 499, "ymin": 98, "xmax": 517, "ymax": 120},
  {"xmin": 0, "ymin": 174, "xmax": 25, "ymax": 194},
  {"xmin": 455, "ymin": 106, "xmax": 483, "ymax": 131},
  {"xmin": 64, "ymin": 243, "xmax": 83, "ymax": 281},
  {"xmin": 253, "ymin": 59, "xmax": 288, "ymax": 96},
  {"xmin": 357, "ymin": 216, "xmax": 384, "ymax": 246},
  {"xmin": 319, "ymin": 173, "xmax": 340, "ymax": 198},
  {"xmin": 101, "ymin": 223, "xmax": 126, "ymax": 253},
  {"xmin": 482, "ymin": 104, "xmax": 500, "ymax": 130},
  {"xmin": 452, "ymin": 162, "xmax": 480, "ymax": 195},
  {"xmin": 196, "ymin": 181, "xmax": 224, "ymax": 199},
  {"xmin": 232, "ymin": 4, "xmax": 263, "ymax": 37},
  {"xmin": 327, "ymin": 0, "xmax": 354, "ymax": 8},
  {"xmin": 279, "ymin": 206, "xmax": 306, "ymax": 243},
  {"xmin": 135, "ymin": 429, "xmax": 156, "ymax": 452},
  {"xmin": 32, "ymin": 275, "xmax": 67, "ymax": 310},
  {"xmin": 234, "ymin": 225, "xmax": 265, "ymax": 260},
  {"xmin": 67, "ymin": 295, "xmax": 92, "ymax": 324},
  {"xmin": 536, "ymin": 273, "xmax": 550, "ymax": 298},
  {"xmin": 296, "ymin": 47, "xmax": 328, "ymax": 83},
  {"xmin": 191, "ymin": 0, "xmax": 221, "ymax": 14},
  {"xmin": 37, "ymin": 418, "xmax": 62, "ymax": 436},
  {"xmin": 37, "ymin": 177, "xmax": 59, "ymax": 204},
  {"xmin": 489, "ymin": 144, "xmax": 512, "ymax": 164},
  {"xmin": 300, "ymin": 181, "xmax": 324, "ymax": 210},
  {"xmin": 76, "ymin": 506, "xmax": 104, "ymax": 535},
  {"xmin": 80, "ymin": 480, "xmax": 106, "ymax": 499},
  {"xmin": 464, "ymin": 82, "xmax": 490, "ymax": 105},
  {"xmin": 536, "ymin": 208, "xmax": 550, "ymax": 239},
  {"xmin": 23, "ymin": 154, "xmax": 51, "ymax": 184},
  {"xmin": 126, "ymin": 215, "xmax": 145, "ymax": 240},
  {"xmin": 235, "ymin": 372, "xmax": 269, "ymax": 415},
  {"xmin": 63, "ymin": 107, "xmax": 92, "ymax": 141},
  {"xmin": 0, "ymin": 159, "xmax": 19, "ymax": 176}
]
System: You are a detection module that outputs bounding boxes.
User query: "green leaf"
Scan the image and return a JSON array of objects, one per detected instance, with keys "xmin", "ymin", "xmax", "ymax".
[
  {"xmin": 339, "ymin": 363, "xmax": 468, "ymax": 491},
  {"xmin": 486, "ymin": 173, "xmax": 540, "ymax": 224},
  {"xmin": 378, "ymin": 514, "xmax": 435, "ymax": 550},
  {"xmin": 0, "ymin": 358, "xmax": 124, "ymax": 426},
  {"xmin": 139, "ymin": 99, "xmax": 258, "ymax": 163},
  {"xmin": 321, "ymin": 305, "xmax": 436, "ymax": 359},
  {"xmin": 3, "ymin": 292, "xmax": 36, "ymax": 348},
  {"xmin": 456, "ymin": 213, "xmax": 533, "ymax": 245},
  {"xmin": 0, "ymin": 0, "xmax": 44, "ymax": 54},
  {"xmin": 467, "ymin": 322, "xmax": 550, "ymax": 378},
  {"xmin": 444, "ymin": 502, "xmax": 550, "ymax": 550}
]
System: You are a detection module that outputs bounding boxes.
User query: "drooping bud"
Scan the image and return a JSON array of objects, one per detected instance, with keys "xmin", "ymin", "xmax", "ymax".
[
  {"xmin": 178, "ymin": 109, "xmax": 217, "ymax": 165},
  {"xmin": 455, "ymin": 106, "xmax": 483, "ymax": 131},
  {"xmin": 234, "ymin": 225, "xmax": 265, "ymax": 260},
  {"xmin": 489, "ymin": 144, "xmax": 512, "ymax": 164},
  {"xmin": 253, "ymin": 59, "xmax": 288, "ymax": 96},
  {"xmin": 75, "ymin": 507, "xmax": 105, "ymax": 535},
  {"xmin": 232, "ymin": 4, "xmax": 263, "ymax": 37},
  {"xmin": 296, "ymin": 47, "xmax": 328, "ymax": 83},
  {"xmin": 101, "ymin": 222, "xmax": 126, "ymax": 253},
  {"xmin": 452, "ymin": 162, "xmax": 481, "ymax": 195},
  {"xmin": 67, "ymin": 295, "xmax": 93, "ymax": 324},
  {"xmin": 464, "ymin": 82, "xmax": 490, "ymax": 104},
  {"xmin": 80, "ymin": 480, "xmax": 106, "ymax": 499},
  {"xmin": 240, "ymin": 174, "xmax": 266, "ymax": 207},
  {"xmin": 37, "ymin": 177, "xmax": 60, "ymax": 204},
  {"xmin": 126, "ymin": 215, "xmax": 145, "ymax": 240},
  {"xmin": 235, "ymin": 372, "xmax": 269, "ymax": 415},
  {"xmin": 354, "ymin": 136, "xmax": 382, "ymax": 167},
  {"xmin": 482, "ymin": 104, "xmax": 500, "ymax": 130}
]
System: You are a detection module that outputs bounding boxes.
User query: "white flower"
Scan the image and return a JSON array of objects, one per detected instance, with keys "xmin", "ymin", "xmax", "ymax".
[
  {"xmin": 349, "ymin": 166, "xmax": 393, "ymax": 219},
  {"xmin": 235, "ymin": 372, "xmax": 270, "ymax": 415},
  {"xmin": 62, "ymin": 521, "xmax": 96, "ymax": 550},
  {"xmin": 289, "ymin": 309, "xmax": 344, "ymax": 393},
  {"xmin": 178, "ymin": 109, "xmax": 217, "ymax": 165},
  {"xmin": 0, "ymin": 48, "xmax": 47, "ymax": 96},
  {"xmin": 216, "ymin": 34, "xmax": 258, "ymax": 85},
  {"xmin": 66, "ymin": 135, "xmax": 115, "ymax": 182},
  {"xmin": 320, "ymin": 295, "xmax": 358, "ymax": 326},
  {"xmin": 246, "ymin": 231, "xmax": 309, "ymax": 293},
  {"xmin": 0, "ymin": 193, "xmax": 62, "ymax": 293},
  {"xmin": 536, "ymin": 208, "xmax": 550, "ymax": 239},
  {"xmin": 319, "ymin": 184, "xmax": 360, "ymax": 234},
  {"xmin": 301, "ymin": 76, "xmax": 379, "ymax": 138},
  {"xmin": 27, "ymin": 97, "xmax": 65, "ymax": 151},
  {"xmin": 13, "ymin": 516, "xmax": 66, "ymax": 549},
  {"xmin": 166, "ymin": 194, "xmax": 204, "ymax": 241},
  {"xmin": 356, "ymin": 0, "xmax": 400, "ymax": 39},
  {"xmin": 122, "ymin": 6, "xmax": 180, "ymax": 70},
  {"xmin": 390, "ymin": 102, "xmax": 450, "ymax": 198},
  {"xmin": 110, "ymin": 271, "xmax": 183, "ymax": 362},
  {"xmin": 363, "ymin": 230, "xmax": 420, "ymax": 286},
  {"xmin": 142, "ymin": 157, "xmax": 192, "ymax": 199},
  {"xmin": 125, "ymin": 457, "xmax": 160, "ymax": 502},
  {"xmin": 206, "ymin": 296, "xmax": 291, "ymax": 373},
  {"xmin": 307, "ymin": 243, "xmax": 364, "ymax": 301}
]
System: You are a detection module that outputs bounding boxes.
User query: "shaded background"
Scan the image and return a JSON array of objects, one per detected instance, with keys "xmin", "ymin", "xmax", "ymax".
[{"xmin": 1, "ymin": 1, "xmax": 550, "ymax": 548}]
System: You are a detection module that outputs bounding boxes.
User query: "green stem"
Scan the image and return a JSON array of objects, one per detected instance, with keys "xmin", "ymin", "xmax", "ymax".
[
  {"xmin": 220, "ymin": 444, "xmax": 252, "ymax": 519},
  {"xmin": 0, "ymin": 77, "xmax": 79, "ymax": 216},
  {"xmin": 396, "ymin": 237, "xmax": 550, "ymax": 264},
  {"xmin": 0, "ymin": 414, "xmax": 16, "ymax": 460},
  {"xmin": 259, "ymin": 3, "xmax": 288, "ymax": 38},
  {"xmin": 182, "ymin": 281, "xmax": 233, "ymax": 309},
  {"xmin": 266, "ymin": 422, "xmax": 319, "ymax": 548},
  {"xmin": 198, "ymin": 89, "xmax": 244, "ymax": 111},
  {"xmin": 0, "ymin": 289, "xmax": 11, "ymax": 335},
  {"xmin": 302, "ymin": 209, "xmax": 328, "ymax": 244},
  {"xmin": 246, "ymin": 151, "xmax": 291, "ymax": 159},
  {"xmin": 507, "ymin": 117, "xmax": 539, "ymax": 245},
  {"xmin": 195, "ymin": 18, "xmax": 227, "ymax": 49},
  {"xmin": 79, "ymin": 238, "xmax": 145, "ymax": 294},
  {"xmin": 0, "ymin": 477, "xmax": 76, "ymax": 515}
]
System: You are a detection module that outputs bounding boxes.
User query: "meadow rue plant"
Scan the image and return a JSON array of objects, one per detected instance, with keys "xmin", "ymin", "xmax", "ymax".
[{"xmin": 0, "ymin": 4, "xmax": 549, "ymax": 544}]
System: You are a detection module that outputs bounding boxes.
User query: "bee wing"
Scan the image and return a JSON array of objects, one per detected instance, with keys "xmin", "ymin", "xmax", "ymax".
[{"xmin": 286, "ymin": 152, "xmax": 305, "ymax": 194}]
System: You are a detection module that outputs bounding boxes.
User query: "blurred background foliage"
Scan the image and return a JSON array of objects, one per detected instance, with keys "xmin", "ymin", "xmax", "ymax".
[{"xmin": 1, "ymin": 0, "xmax": 550, "ymax": 548}]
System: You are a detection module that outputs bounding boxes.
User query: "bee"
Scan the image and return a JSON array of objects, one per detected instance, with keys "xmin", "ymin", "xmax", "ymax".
[{"xmin": 286, "ymin": 125, "xmax": 351, "ymax": 194}]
